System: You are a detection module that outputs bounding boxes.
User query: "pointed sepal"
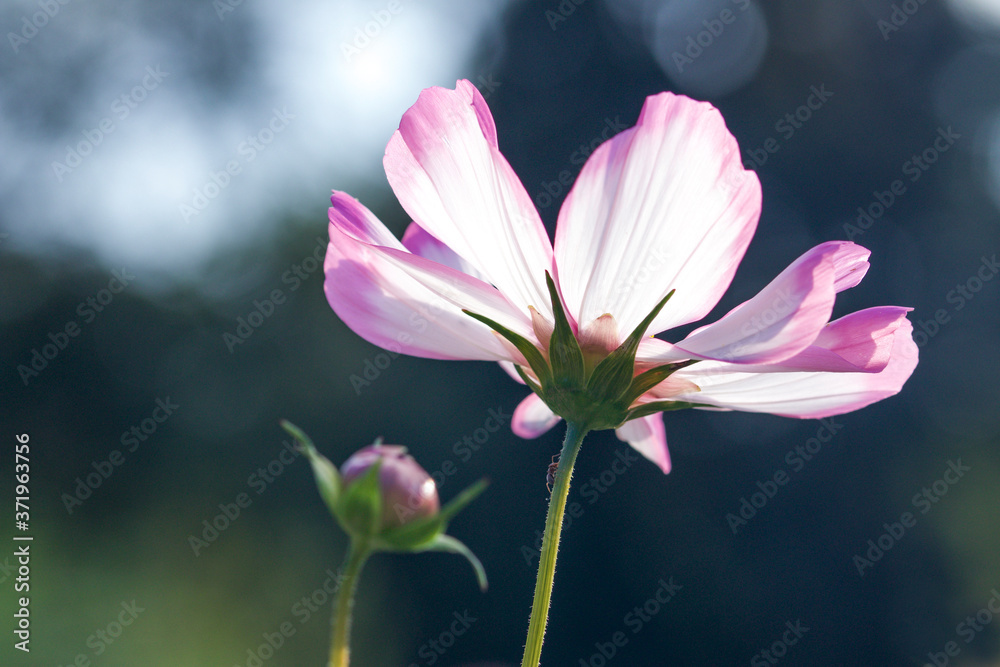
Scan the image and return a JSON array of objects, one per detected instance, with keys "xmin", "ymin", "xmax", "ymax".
[
  {"xmin": 438, "ymin": 478, "xmax": 489, "ymax": 525},
  {"xmin": 339, "ymin": 461, "xmax": 383, "ymax": 538},
  {"xmin": 621, "ymin": 360, "xmax": 699, "ymax": 406},
  {"xmin": 463, "ymin": 310, "xmax": 553, "ymax": 389},
  {"xmin": 544, "ymin": 272, "xmax": 585, "ymax": 388},
  {"xmin": 377, "ymin": 514, "xmax": 444, "ymax": 551},
  {"xmin": 282, "ymin": 420, "xmax": 342, "ymax": 519},
  {"xmin": 515, "ymin": 365, "xmax": 544, "ymax": 395},
  {"xmin": 586, "ymin": 290, "xmax": 675, "ymax": 403},
  {"xmin": 624, "ymin": 399, "xmax": 714, "ymax": 422},
  {"xmin": 420, "ymin": 533, "xmax": 489, "ymax": 592}
]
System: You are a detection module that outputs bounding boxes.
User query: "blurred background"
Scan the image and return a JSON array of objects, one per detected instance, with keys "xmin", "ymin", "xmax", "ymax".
[{"xmin": 2, "ymin": 0, "xmax": 999, "ymax": 664}]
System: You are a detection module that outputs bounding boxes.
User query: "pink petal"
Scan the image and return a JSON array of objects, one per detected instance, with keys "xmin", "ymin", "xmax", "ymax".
[
  {"xmin": 665, "ymin": 242, "xmax": 847, "ymax": 365},
  {"xmin": 671, "ymin": 318, "xmax": 919, "ymax": 418},
  {"xmin": 512, "ymin": 393, "xmax": 562, "ymax": 439},
  {"xmin": 615, "ymin": 415, "xmax": 671, "ymax": 473},
  {"xmin": 384, "ymin": 80, "xmax": 554, "ymax": 316},
  {"xmin": 553, "ymin": 92, "xmax": 761, "ymax": 336},
  {"xmin": 646, "ymin": 374, "xmax": 702, "ymax": 398},
  {"xmin": 401, "ymin": 222, "xmax": 484, "ymax": 279},
  {"xmin": 326, "ymin": 192, "xmax": 534, "ymax": 361},
  {"xmin": 578, "ymin": 313, "xmax": 620, "ymax": 356},
  {"xmin": 748, "ymin": 306, "xmax": 912, "ymax": 373},
  {"xmin": 635, "ymin": 336, "xmax": 685, "ymax": 364},
  {"xmin": 829, "ymin": 242, "xmax": 871, "ymax": 292},
  {"xmin": 499, "ymin": 360, "xmax": 526, "ymax": 384}
]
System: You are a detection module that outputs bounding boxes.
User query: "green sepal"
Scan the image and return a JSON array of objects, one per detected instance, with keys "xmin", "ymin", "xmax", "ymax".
[
  {"xmin": 544, "ymin": 272, "xmax": 585, "ymax": 388},
  {"xmin": 282, "ymin": 420, "xmax": 342, "ymax": 518},
  {"xmin": 376, "ymin": 515, "xmax": 444, "ymax": 551},
  {"xmin": 463, "ymin": 310, "xmax": 552, "ymax": 389},
  {"xmin": 586, "ymin": 290, "xmax": 675, "ymax": 403},
  {"xmin": 375, "ymin": 478, "xmax": 488, "ymax": 552},
  {"xmin": 515, "ymin": 365, "xmax": 543, "ymax": 395},
  {"xmin": 438, "ymin": 478, "xmax": 489, "ymax": 526},
  {"xmin": 621, "ymin": 359, "xmax": 699, "ymax": 406},
  {"xmin": 419, "ymin": 533, "xmax": 488, "ymax": 592},
  {"xmin": 339, "ymin": 461, "xmax": 383, "ymax": 538},
  {"xmin": 624, "ymin": 399, "xmax": 714, "ymax": 422}
]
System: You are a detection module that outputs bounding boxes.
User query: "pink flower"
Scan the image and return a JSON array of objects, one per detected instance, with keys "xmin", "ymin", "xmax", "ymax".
[{"xmin": 325, "ymin": 80, "xmax": 918, "ymax": 474}]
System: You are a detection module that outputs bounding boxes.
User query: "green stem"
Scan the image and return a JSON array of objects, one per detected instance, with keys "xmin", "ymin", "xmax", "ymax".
[
  {"xmin": 521, "ymin": 421, "xmax": 589, "ymax": 667},
  {"xmin": 329, "ymin": 539, "xmax": 371, "ymax": 667}
]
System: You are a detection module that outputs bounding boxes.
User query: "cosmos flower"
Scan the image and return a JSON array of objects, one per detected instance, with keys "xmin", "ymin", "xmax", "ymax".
[{"xmin": 324, "ymin": 80, "xmax": 917, "ymax": 473}]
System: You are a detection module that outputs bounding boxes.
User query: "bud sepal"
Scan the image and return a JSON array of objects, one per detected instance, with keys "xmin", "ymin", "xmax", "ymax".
[
  {"xmin": 282, "ymin": 420, "xmax": 342, "ymax": 517},
  {"xmin": 282, "ymin": 421, "xmax": 488, "ymax": 589}
]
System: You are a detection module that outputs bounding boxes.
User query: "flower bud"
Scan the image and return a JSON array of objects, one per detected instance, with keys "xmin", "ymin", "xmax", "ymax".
[
  {"xmin": 284, "ymin": 421, "xmax": 488, "ymax": 589},
  {"xmin": 341, "ymin": 444, "xmax": 440, "ymax": 531}
]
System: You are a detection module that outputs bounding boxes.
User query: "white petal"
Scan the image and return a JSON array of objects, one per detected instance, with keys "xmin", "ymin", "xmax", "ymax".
[
  {"xmin": 401, "ymin": 222, "xmax": 485, "ymax": 280},
  {"xmin": 667, "ymin": 242, "xmax": 841, "ymax": 364},
  {"xmin": 499, "ymin": 360, "xmax": 526, "ymax": 384},
  {"xmin": 385, "ymin": 80, "xmax": 554, "ymax": 316},
  {"xmin": 672, "ymin": 319, "xmax": 919, "ymax": 418},
  {"xmin": 616, "ymin": 415, "xmax": 671, "ymax": 473},
  {"xmin": 554, "ymin": 92, "xmax": 761, "ymax": 336},
  {"xmin": 326, "ymin": 192, "xmax": 535, "ymax": 361},
  {"xmin": 512, "ymin": 393, "xmax": 562, "ymax": 439}
]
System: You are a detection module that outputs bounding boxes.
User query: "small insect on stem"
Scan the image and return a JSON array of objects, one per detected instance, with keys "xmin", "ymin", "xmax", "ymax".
[{"xmin": 546, "ymin": 454, "xmax": 560, "ymax": 494}]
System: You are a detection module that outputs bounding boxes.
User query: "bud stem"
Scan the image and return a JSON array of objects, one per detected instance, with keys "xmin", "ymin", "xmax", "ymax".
[
  {"xmin": 521, "ymin": 421, "xmax": 589, "ymax": 667},
  {"xmin": 330, "ymin": 538, "xmax": 372, "ymax": 667}
]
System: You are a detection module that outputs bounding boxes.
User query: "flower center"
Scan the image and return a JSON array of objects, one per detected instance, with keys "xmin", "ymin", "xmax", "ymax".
[{"xmin": 466, "ymin": 272, "xmax": 703, "ymax": 430}]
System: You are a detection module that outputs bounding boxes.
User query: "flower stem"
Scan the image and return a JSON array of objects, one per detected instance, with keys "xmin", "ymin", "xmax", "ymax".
[
  {"xmin": 521, "ymin": 421, "xmax": 589, "ymax": 667},
  {"xmin": 329, "ymin": 539, "xmax": 371, "ymax": 667}
]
